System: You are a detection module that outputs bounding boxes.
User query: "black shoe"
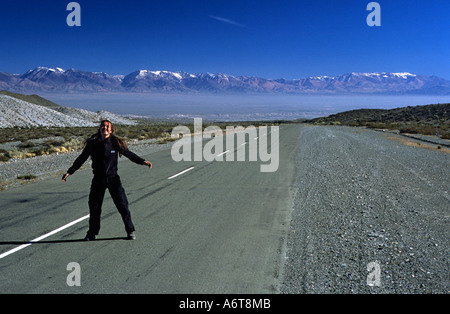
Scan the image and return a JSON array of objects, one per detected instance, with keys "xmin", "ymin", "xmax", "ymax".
[
  {"xmin": 127, "ymin": 232, "xmax": 136, "ymax": 240},
  {"xmin": 84, "ymin": 233, "xmax": 96, "ymax": 241}
]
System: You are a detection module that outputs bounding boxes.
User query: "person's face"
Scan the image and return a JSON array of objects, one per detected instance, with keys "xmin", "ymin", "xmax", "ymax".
[{"xmin": 100, "ymin": 122, "xmax": 112, "ymax": 139}]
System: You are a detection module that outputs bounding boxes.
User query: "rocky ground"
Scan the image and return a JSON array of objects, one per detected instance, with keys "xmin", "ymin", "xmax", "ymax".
[{"xmin": 281, "ymin": 126, "xmax": 449, "ymax": 293}]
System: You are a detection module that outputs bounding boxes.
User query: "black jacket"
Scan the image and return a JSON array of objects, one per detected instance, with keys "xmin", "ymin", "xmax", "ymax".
[{"xmin": 67, "ymin": 136, "xmax": 145, "ymax": 177}]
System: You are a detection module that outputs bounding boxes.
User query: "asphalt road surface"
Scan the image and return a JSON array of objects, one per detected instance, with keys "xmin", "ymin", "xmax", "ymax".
[
  {"xmin": 0, "ymin": 124, "xmax": 297, "ymax": 293},
  {"xmin": 0, "ymin": 124, "xmax": 448, "ymax": 294}
]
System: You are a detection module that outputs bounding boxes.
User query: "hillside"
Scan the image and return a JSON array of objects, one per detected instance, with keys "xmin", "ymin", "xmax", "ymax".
[
  {"xmin": 0, "ymin": 91, "xmax": 137, "ymax": 128},
  {"xmin": 0, "ymin": 90, "xmax": 63, "ymax": 111},
  {"xmin": 307, "ymin": 103, "xmax": 450, "ymax": 139}
]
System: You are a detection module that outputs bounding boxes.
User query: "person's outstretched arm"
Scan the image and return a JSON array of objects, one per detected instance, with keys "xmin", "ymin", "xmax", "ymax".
[
  {"xmin": 62, "ymin": 142, "xmax": 92, "ymax": 182},
  {"xmin": 119, "ymin": 146, "xmax": 152, "ymax": 169}
]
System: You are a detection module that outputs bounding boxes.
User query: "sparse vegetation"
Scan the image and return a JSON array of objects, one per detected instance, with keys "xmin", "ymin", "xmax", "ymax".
[
  {"xmin": 0, "ymin": 149, "xmax": 9, "ymax": 162},
  {"xmin": 17, "ymin": 174, "xmax": 37, "ymax": 180},
  {"xmin": 0, "ymin": 120, "xmax": 282, "ymax": 162}
]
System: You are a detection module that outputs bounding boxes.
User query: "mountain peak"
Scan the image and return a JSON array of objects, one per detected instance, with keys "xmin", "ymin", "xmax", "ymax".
[
  {"xmin": 32, "ymin": 66, "xmax": 65, "ymax": 73},
  {"xmin": 359, "ymin": 72, "xmax": 416, "ymax": 78}
]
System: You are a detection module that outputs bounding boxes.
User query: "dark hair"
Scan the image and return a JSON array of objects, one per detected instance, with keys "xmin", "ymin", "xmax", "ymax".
[{"xmin": 85, "ymin": 120, "xmax": 128, "ymax": 152}]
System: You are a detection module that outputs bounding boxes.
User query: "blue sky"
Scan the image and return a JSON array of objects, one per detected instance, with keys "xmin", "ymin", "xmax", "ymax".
[{"xmin": 1, "ymin": 0, "xmax": 449, "ymax": 79}]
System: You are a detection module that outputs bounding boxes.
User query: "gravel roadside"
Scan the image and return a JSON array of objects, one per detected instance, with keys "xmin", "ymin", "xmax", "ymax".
[{"xmin": 281, "ymin": 125, "xmax": 449, "ymax": 294}]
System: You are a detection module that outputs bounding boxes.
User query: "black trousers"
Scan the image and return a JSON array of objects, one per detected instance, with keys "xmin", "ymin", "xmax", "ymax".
[{"xmin": 87, "ymin": 175, "xmax": 135, "ymax": 235}]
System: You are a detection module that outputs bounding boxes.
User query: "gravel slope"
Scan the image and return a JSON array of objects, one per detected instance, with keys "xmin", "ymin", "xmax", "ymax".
[
  {"xmin": 281, "ymin": 125, "xmax": 449, "ymax": 294},
  {"xmin": 0, "ymin": 94, "xmax": 137, "ymax": 128}
]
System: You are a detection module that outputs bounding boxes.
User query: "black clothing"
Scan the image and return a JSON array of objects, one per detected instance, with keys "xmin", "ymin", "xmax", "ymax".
[
  {"xmin": 67, "ymin": 136, "xmax": 145, "ymax": 177},
  {"xmin": 88, "ymin": 175, "xmax": 134, "ymax": 235},
  {"xmin": 67, "ymin": 135, "xmax": 145, "ymax": 236}
]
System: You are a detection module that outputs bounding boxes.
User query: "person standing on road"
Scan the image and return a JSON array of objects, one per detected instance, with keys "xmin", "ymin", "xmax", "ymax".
[{"xmin": 62, "ymin": 119, "xmax": 152, "ymax": 241}]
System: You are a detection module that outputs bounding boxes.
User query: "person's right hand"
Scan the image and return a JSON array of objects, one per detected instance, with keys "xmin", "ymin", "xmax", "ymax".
[{"xmin": 62, "ymin": 173, "xmax": 69, "ymax": 182}]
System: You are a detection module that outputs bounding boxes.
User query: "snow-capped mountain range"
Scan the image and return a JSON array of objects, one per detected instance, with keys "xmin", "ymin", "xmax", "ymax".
[{"xmin": 1, "ymin": 67, "xmax": 449, "ymax": 95}]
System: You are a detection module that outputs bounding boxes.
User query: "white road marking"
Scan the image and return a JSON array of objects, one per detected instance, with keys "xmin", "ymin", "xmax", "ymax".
[
  {"xmin": 216, "ymin": 150, "xmax": 230, "ymax": 157},
  {"xmin": 0, "ymin": 214, "xmax": 90, "ymax": 260},
  {"xmin": 168, "ymin": 167, "xmax": 195, "ymax": 179}
]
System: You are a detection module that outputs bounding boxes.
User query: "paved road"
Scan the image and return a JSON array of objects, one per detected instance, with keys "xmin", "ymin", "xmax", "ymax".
[
  {"xmin": 1, "ymin": 124, "xmax": 448, "ymax": 294},
  {"xmin": 0, "ymin": 124, "xmax": 299, "ymax": 293}
]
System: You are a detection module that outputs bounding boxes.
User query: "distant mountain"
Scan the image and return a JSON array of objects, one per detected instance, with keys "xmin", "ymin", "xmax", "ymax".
[
  {"xmin": 1, "ymin": 67, "xmax": 450, "ymax": 95},
  {"xmin": 5, "ymin": 67, "xmax": 123, "ymax": 93},
  {"xmin": 0, "ymin": 91, "xmax": 137, "ymax": 128}
]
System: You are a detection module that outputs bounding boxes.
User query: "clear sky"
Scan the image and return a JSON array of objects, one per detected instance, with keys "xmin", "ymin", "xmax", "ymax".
[{"xmin": 1, "ymin": 0, "xmax": 449, "ymax": 79}]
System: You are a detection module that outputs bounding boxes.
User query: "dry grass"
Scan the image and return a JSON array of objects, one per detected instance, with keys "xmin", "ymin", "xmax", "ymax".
[{"xmin": 384, "ymin": 133, "xmax": 450, "ymax": 154}]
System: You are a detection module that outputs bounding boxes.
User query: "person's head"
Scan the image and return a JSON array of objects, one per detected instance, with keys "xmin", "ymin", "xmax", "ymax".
[
  {"xmin": 95, "ymin": 119, "xmax": 128, "ymax": 151},
  {"xmin": 99, "ymin": 120, "xmax": 114, "ymax": 139}
]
